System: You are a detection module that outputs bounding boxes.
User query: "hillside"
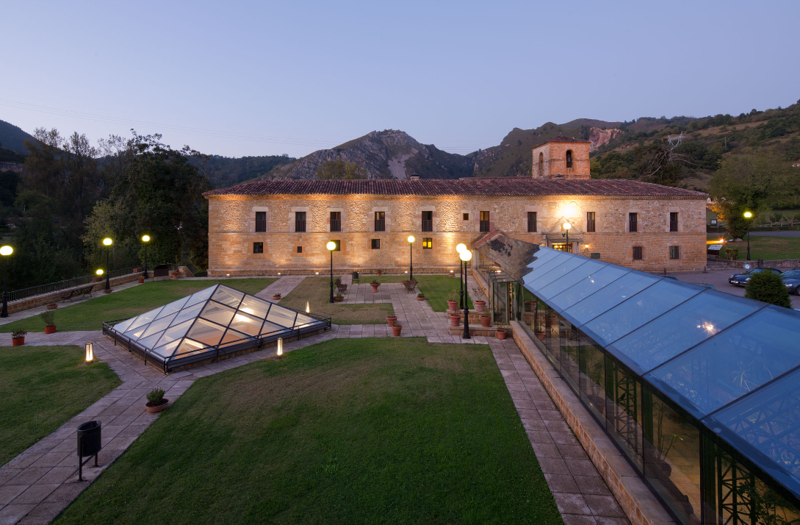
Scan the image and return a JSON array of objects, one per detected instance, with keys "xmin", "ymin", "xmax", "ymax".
[
  {"xmin": 0, "ymin": 119, "xmax": 35, "ymax": 154},
  {"xmin": 191, "ymin": 154, "xmax": 296, "ymax": 188},
  {"xmin": 265, "ymin": 129, "xmax": 474, "ymax": 180}
]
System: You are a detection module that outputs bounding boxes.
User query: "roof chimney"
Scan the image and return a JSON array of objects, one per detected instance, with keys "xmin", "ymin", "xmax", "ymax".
[{"xmin": 409, "ymin": 175, "xmax": 420, "ymax": 181}]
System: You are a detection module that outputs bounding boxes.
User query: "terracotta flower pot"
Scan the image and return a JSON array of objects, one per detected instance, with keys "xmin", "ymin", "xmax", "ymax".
[
  {"xmin": 392, "ymin": 324, "xmax": 403, "ymax": 337},
  {"xmin": 103, "ymin": 289, "xmax": 112, "ymax": 294},
  {"xmin": 449, "ymin": 314, "xmax": 461, "ymax": 327},
  {"xmin": 272, "ymin": 294, "xmax": 281, "ymax": 301},
  {"xmin": 138, "ymin": 278, "xmax": 145, "ymax": 284},
  {"xmin": 536, "ymin": 332, "xmax": 546, "ymax": 341},
  {"xmin": 386, "ymin": 316, "xmax": 397, "ymax": 327},
  {"xmin": 146, "ymin": 399, "xmax": 169, "ymax": 414},
  {"xmin": 334, "ymin": 296, "xmax": 344, "ymax": 302},
  {"xmin": 480, "ymin": 315, "xmax": 491, "ymax": 327},
  {"xmin": 45, "ymin": 325, "xmax": 57, "ymax": 334},
  {"xmin": 377, "ymin": 270, "xmax": 383, "ymax": 276},
  {"xmin": 447, "ymin": 300, "xmax": 458, "ymax": 311},
  {"xmin": 475, "ymin": 300, "xmax": 486, "ymax": 312},
  {"xmin": 417, "ymin": 296, "xmax": 425, "ymax": 301},
  {"xmin": 12, "ymin": 337, "xmax": 24, "ymax": 346},
  {"xmin": 46, "ymin": 304, "xmax": 57, "ymax": 310},
  {"xmin": 370, "ymin": 283, "xmax": 381, "ymax": 293},
  {"xmin": 496, "ymin": 329, "xmax": 508, "ymax": 340}
]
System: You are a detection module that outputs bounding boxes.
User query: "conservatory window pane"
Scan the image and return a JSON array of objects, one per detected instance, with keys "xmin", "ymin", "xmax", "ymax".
[
  {"xmin": 612, "ymin": 292, "xmax": 760, "ymax": 373},
  {"xmin": 239, "ymin": 296, "xmax": 272, "ymax": 319},
  {"xmin": 549, "ymin": 265, "xmax": 629, "ymax": 312},
  {"xmin": 219, "ymin": 328, "xmax": 251, "ymax": 348},
  {"xmin": 158, "ymin": 320, "xmax": 193, "ymax": 346},
  {"xmin": 140, "ymin": 313, "xmax": 178, "ymax": 340},
  {"xmin": 155, "ymin": 297, "xmax": 189, "ymax": 319},
  {"xmin": 137, "ymin": 330, "xmax": 165, "ymax": 350},
  {"xmin": 267, "ymin": 307, "xmax": 298, "ymax": 328},
  {"xmin": 125, "ymin": 307, "xmax": 164, "ymax": 334},
  {"xmin": 187, "ymin": 318, "xmax": 227, "ymax": 347},
  {"xmin": 293, "ymin": 312, "xmax": 317, "ymax": 329},
  {"xmin": 152, "ymin": 339, "xmax": 181, "ymax": 358},
  {"xmin": 213, "ymin": 286, "xmax": 245, "ymax": 308},
  {"xmin": 582, "ymin": 280, "xmax": 701, "ymax": 346},
  {"xmin": 646, "ymin": 308, "xmax": 800, "ymax": 417},
  {"xmin": 112, "ymin": 318, "xmax": 134, "ymax": 333},
  {"xmin": 523, "ymin": 254, "xmax": 573, "ymax": 289},
  {"xmin": 538, "ymin": 259, "xmax": 605, "ymax": 301},
  {"xmin": 183, "ymin": 286, "xmax": 217, "ymax": 309},
  {"xmin": 229, "ymin": 311, "xmax": 264, "ymax": 337},
  {"xmin": 564, "ymin": 272, "xmax": 659, "ymax": 326},
  {"xmin": 200, "ymin": 302, "xmax": 237, "ymax": 327},
  {"xmin": 529, "ymin": 257, "xmax": 591, "ymax": 295},
  {"xmin": 172, "ymin": 302, "xmax": 204, "ymax": 326},
  {"xmin": 579, "ymin": 333, "xmax": 606, "ymax": 424},
  {"xmin": 174, "ymin": 338, "xmax": 207, "ymax": 357},
  {"xmin": 259, "ymin": 320, "xmax": 286, "ymax": 336}
]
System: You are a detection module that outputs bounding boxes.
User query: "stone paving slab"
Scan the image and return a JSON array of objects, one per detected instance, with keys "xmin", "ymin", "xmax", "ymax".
[{"xmin": 254, "ymin": 276, "xmax": 305, "ymax": 300}]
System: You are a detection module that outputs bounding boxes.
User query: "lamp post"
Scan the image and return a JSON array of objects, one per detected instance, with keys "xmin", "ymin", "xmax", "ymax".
[
  {"xmin": 407, "ymin": 235, "xmax": 415, "ymax": 279},
  {"xmin": 456, "ymin": 243, "xmax": 466, "ymax": 309},
  {"xmin": 744, "ymin": 211, "xmax": 753, "ymax": 261},
  {"xmin": 102, "ymin": 238, "xmax": 113, "ymax": 292},
  {"xmin": 0, "ymin": 245, "xmax": 13, "ymax": 318},
  {"xmin": 563, "ymin": 221, "xmax": 571, "ymax": 253},
  {"xmin": 327, "ymin": 241, "xmax": 336, "ymax": 303},
  {"xmin": 460, "ymin": 249, "xmax": 473, "ymax": 339},
  {"xmin": 141, "ymin": 235, "xmax": 151, "ymax": 279}
]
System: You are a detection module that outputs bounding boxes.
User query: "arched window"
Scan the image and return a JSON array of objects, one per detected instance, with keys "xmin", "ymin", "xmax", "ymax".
[
  {"xmin": 538, "ymin": 153, "xmax": 544, "ymax": 176},
  {"xmin": 566, "ymin": 150, "xmax": 573, "ymax": 169}
]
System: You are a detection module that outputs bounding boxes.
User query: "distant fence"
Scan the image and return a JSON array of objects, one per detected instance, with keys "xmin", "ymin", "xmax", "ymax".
[{"xmin": 8, "ymin": 264, "xmax": 178, "ymax": 302}]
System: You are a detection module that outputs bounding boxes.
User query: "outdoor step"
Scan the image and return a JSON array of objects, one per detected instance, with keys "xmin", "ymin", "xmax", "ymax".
[{"xmin": 447, "ymin": 325, "xmax": 502, "ymax": 337}]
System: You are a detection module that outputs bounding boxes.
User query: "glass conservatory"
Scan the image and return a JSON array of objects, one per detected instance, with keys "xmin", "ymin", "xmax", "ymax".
[
  {"xmin": 103, "ymin": 284, "xmax": 330, "ymax": 373},
  {"xmin": 502, "ymin": 245, "xmax": 800, "ymax": 525}
]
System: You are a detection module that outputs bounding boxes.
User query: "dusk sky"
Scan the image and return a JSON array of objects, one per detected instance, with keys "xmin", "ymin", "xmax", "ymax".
[{"xmin": 2, "ymin": 0, "xmax": 798, "ymax": 158}]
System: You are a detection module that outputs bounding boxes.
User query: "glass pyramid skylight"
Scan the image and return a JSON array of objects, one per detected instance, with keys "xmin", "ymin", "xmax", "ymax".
[{"xmin": 104, "ymin": 284, "xmax": 330, "ymax": 372}]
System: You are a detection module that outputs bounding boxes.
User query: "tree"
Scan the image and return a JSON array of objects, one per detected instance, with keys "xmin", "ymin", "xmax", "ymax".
[
  {"xmin": 745, "ymin": 271, "xmax": 791, "ymax": 308},
  {"xmin": 316, "ymin": 158, "xmax": 367, "ymax": 180}
]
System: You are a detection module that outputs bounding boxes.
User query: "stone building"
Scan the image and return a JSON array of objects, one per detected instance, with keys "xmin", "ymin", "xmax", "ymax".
[{"xmin": 204, "ymin": 138, "xmax": 707, "ymax": 276}]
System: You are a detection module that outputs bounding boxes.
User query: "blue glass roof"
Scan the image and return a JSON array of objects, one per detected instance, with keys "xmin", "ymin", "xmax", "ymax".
[{"xmin": 521, "ymin": 245, "xmax": 800, "ymax": 498}]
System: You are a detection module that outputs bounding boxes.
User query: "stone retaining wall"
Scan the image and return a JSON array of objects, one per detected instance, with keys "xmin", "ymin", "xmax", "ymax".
[
  {"xmin": 708, "ymin": 258, "xmax": 800, "ymax": 269},
  {"xmin": 8, "ymin": 272, "xmax": 143, "ymax": 314},
  {"xmin": 510, "ymin": 321, "xmax": 677, "ymax": 525}
]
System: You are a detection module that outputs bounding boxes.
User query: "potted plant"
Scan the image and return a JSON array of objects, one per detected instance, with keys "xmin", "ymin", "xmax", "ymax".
[
  {"xmin": 386, "ymin": 315, "xmax": 397, "ymax": 326},
  {"xmin": 169, "ymin": 270, "xmax": 180, "ymax": 280},
  {"xmin": 447, "ymin": 290, "xmax": 459, "ymax": 312},
  {"xmin": 391, "ymin": 323, "xmax": 403, "ymax": 337},
  {"xmin": 496, "ymin": 325, "xmax": 509, "ymax": 340},
  {"xmin": 480, "ymin": 314, "xmax": 492, "ymax": 327},
  {"xmin": 370, "ymin": 280, "xmax": 381, "ymax": 293},
  {"xmin": 46, "ymin": 302, "xmax": 58, "ymax": 310},
  {"xmin": 449, "ymin": 313, "xmax": 461, "ymax": 327},
  {"xmin": 272, "ymin": 293, "xmax": 281, "ymax": 301},
  {"xmin": 11, "ymin": 329, "xmax": 26, "ymax": 346},
  {"xmin": 138, "ymin": 275, "xmax": 145, "ymax": 284},
  {"xmin": 377, "ymin": 269, "xmax": 383, "ymax": 276},
  {"xmin": 474, "ymin": 300, "xmax": 486, "ymax": 312},
  {"xmin": 40, "ymin": 310, "xmax": 57, "ymax": 334},
  {"xmin": 334, "ymin": 292, "xmax": 344, "ymax": 302},
  {"xmin": 145, "ymin": 387, "xmax": 169, "ymax": 413},
  {"xmin": 417, "ymin": 292, "xmax": 425, "ymax": 301}
]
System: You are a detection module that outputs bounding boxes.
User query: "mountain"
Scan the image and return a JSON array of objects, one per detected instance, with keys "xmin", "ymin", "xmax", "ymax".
[
  {"xmin": 0, "ymin": 119, "xmax": 35, "ymax": 154},
  {"xmin": 191, "ymin": 155, "xmax": 296, "ymax": 188},
  {"xmin": 264, "ymin": 129, "xmax": 475, "ymax": 180}
]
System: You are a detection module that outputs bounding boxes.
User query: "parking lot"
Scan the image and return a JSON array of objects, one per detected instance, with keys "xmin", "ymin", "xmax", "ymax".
[{"xmin": 675, "ymin": 269, "xmax": 800, "ymax": 309}]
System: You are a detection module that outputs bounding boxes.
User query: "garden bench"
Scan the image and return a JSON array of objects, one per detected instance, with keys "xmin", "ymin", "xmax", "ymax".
[
  {"xmin": 402, "ymin": 278, "xmax": 418, "ymax": 293},
  {"xmin": 60, "ymin": 284, "xmax": 96, "ymax": 303},
  {"xmin": 153, "ymin": 264, "xmax": 170, "ymax": 279}
]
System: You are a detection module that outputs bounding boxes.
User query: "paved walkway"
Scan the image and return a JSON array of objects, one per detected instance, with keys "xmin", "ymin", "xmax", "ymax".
[
  {"xmin": 254, "ymin": 276, "xmax": 304, "ymax": 300},
  {"xmin": 0, "ymin": 275, "xmax": 628, "ymax": 525}
]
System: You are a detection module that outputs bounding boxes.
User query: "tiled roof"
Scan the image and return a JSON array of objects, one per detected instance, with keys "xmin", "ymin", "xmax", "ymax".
[
  {"xmin": 205, "ymin": 177, "xmax": 706, "ymax": 198},
  {"xmin": 531, "ymin": 136, "xmax": 592, "ymax": 149}
]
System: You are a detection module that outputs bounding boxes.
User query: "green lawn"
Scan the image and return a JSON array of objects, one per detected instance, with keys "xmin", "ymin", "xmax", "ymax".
[
  {"xmin": 719, "ymin": 236, "xmax": 800, "ymax": 261},
  {"xmin": 0, "ymin": 345, "xmax": 120, "ymax": 465},
  {"xmin": 415, "ymin": 275, "xmax": 474, "ymax": 312},
  {"xmin": 1, "ymin": 278, "xmax": 276, "ymax": 333},
  {"xmin": 54, "ymin": 338, "xmax": 561, "ymax": 525},
  {"xmin": 279, "ymin": 276, "xmax": 394, "ymax": 325}
]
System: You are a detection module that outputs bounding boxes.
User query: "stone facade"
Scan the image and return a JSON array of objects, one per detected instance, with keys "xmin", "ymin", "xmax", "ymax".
[
  {"xmin": 206, "ymin": 192, "xmax": 707, "ymax": 276},
  {"xmin": 532, "ymin": 137, "xmax": 591, "ymax": 180}
]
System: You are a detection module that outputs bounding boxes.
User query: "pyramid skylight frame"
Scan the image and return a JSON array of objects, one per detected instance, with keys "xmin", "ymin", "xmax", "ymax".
[{"xmin": 103, "ymin": 284, "xmax": 330, "ymax": 373}]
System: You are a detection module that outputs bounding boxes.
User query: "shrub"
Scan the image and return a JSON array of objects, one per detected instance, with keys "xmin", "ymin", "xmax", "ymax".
[
  {"xmin": 725, "ymin": 247, "xmax": 739, "ymax": 260},
  {"xmin": 745, "ymin": 271, "xmax": 792, "ymax": 308},
  {"xmin": 11, "ymin": 329, "xmax": 26, "ymax": 339},
  {"xmin": 146, "ymin": 387, "xmax": 165, "ymax": 404},
  {"xmin": 39, "ymin": 310, "xmax": 56, "ymax": 327}
]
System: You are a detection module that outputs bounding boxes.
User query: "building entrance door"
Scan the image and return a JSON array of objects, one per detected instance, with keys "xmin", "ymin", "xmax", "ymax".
[{"xmin": 552, "ymin": 243, "xmax": 573, "ymax": 253}]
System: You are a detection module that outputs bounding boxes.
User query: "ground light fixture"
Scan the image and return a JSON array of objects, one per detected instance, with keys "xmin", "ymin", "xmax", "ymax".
[
  {"xmin": 563, "ymin": 221, "xmax": 571, "ymax": 252},
  {"xmin": 459, "ymin": 249, "xmax": 472, "ymax": 339},
  {"xmin": 141, "ymin": 234, "xmax": 151, "ymax": 279},
  {"xmin": 276, "ymin": 337, "xmax": 283, "ymax": 359},
  {"xmin": 102, "ymin": 237, "xmax": 113, "ymax": 292},
  {"xmin": 744, "ymin": 211, "xmax": 753, "ymax": 260},
  {"xmin": 0, "ymin": 245, "xmax": 13, "ymax": 318},
  {"xmin": 85, "ymin": 342, "xmax": 94, "ymax": 363},
  {"xmin": 407, "ymin": 235, "xmax": 415, "ymax": 279},
  {"xmin": 327, "ymin": 241, "xmax": 336, "ymax": 303},
  {"xmin": 306, "ymin": 300, "xmax": 310, "ymax": 313},
  {"xmin": 456, "ymin": 243, "xmax": 467, "ymax": 309}
]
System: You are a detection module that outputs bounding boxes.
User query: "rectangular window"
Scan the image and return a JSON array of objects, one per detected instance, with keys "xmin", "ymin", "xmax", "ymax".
[
  {"xmin": 295, "ymin": 211, "xmax": 306, "ymax": 233},
  {"xmin": 374, "ymin": 211, "xmax": 385, "ymax": 232},
  {"xmin": 480, "ymin": 211, "xmax": 490, "ymax": 232},
  {"xmin": 669, "ymin": 212, "xmax": 679, "ymax": 232},
  {"xmin": 421, "ymin": 211, "xmax": 433, "ymax": 232},
  {"xmin": 527, "ymin": 211, "xmax": 537, "ymax": 233},
  {"xmin": 330, "ymin": 211, "xmax": 341, "ymax": 232},
  {"xmin": 255, "ymin": 212, "xmax": 267, "ymax": 232},
  {"xmin": 297, "ymin": 246, "xmax": 302, "ymax": 254},
  {"xmin": 629, "ymin": 212, "xmax": 638, "ymax": 233},
  {"xmin": 669, "ymin": 246, "xmax": 680, "ymax": 260},
  {"xmin": 253, "ymin": 242, "xmax": 263, "ymax": 254},
  {"xmin": 587, "ymin": 212, "xmax": 596, "ymax": 233},
  {"xmin": 463, "ymin": 213, "xmax": 469, "ymax": 221},
  {"xmin": 422, "ymin": 238, "xmax": 432, "ymax": 249},
  {"xmin": 632, "ymin": 246, "xmax": 643, "ymax": 260},
  {"xmin": 371, "ymin": 239, "xmax": 380, "ymax": 249}
]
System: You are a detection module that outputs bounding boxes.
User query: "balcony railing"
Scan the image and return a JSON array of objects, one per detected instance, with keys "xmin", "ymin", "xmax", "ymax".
[{"xmin": 421, "ymin": 220, "xmax": 433, "ymax": 232}]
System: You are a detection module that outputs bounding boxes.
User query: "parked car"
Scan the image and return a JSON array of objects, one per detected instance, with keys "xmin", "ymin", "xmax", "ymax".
[
  {"xmin": 728, "ymin": 267, "xmax": 782, "ymax": 287},
  {"xmin": 781, "ymin": 269, "xmax": 800, "ymax": 295}
]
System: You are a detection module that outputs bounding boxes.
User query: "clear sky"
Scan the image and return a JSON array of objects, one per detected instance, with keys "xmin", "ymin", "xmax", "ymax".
[{"xmin": 2, "ymin": 0, "xmax": 797, "ymax": 158}]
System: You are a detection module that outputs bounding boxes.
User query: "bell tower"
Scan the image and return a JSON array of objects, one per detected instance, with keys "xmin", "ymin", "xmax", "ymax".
[{"xmin": 531, "ymin": 136, "xmax": 591, "ymax": 180}]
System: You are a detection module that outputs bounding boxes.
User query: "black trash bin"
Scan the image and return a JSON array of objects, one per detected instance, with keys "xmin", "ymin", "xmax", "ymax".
[
  {"xmin": 352, "ymin": 271, "xmax": 359, "ymax": 283},
  {"xmin": 77, "ymin": 420, "xmax": 101, "ymax": 480}
]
